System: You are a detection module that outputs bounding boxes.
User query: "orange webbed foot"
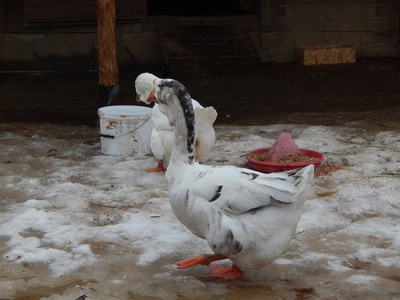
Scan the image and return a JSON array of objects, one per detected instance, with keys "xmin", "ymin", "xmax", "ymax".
[
  {"xmin": 209, "ymin": 264, "xmax": 243, "ymax": 279},
  {"xmin": 177, "ymin": 254, "xmax": 227, "ymax": 269},
  {"xmin": 146, "ymin": 160, "xmax": 166, "ymax": 172},
  {"xmin": 146, "ymin": 167, "xmax": 167, "ymax": 172},
  {"xmin": 177, "ymin": 255, "xmax": 206, "ymax": 269}
]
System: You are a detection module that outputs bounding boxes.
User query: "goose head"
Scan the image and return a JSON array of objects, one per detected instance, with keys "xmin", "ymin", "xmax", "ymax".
[
  {"xmin": 135, "ymin": 72, "xmax": 159, "ymax": 104},
  {"xmin": 147, "ymin": 78, "xmax": 194, "ymax": 126}
]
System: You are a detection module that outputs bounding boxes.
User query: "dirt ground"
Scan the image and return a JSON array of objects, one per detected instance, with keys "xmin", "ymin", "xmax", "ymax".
[
  {"xmin": 1, "ymin": 122, "xmax": 399, "ymax": 300},
  {"xmin": 0, "ymin": 58, "xmax": 399, "ymax": 132}
]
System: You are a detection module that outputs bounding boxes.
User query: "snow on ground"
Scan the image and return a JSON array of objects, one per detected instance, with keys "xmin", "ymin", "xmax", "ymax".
[{"xmin": 0, "ymin": 123, "xmax": 399, "ymax": 299}]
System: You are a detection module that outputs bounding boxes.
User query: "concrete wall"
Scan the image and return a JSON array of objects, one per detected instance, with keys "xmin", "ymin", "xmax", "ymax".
[
  {"xmin": 251, "ymin": 31, "xmax": 400, "ymax": 63},
  {"xmin": 0, "ymin": 24, "xmax": 164, "ymax": 72},
  {"xmin": 254, "ymin": 0, "xmax": 400, "ymax": 63}
]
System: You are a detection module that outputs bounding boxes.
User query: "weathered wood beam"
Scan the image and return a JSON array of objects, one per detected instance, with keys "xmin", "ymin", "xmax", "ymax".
[{"xmin": 97, "ymin": 0, "xmax": 119, "ymax": 107}]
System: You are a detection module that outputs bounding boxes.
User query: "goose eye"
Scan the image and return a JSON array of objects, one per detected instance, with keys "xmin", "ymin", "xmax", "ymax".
[{"xmin": 157, "ymin": 84, "xmax": 161, "ymax": 88}]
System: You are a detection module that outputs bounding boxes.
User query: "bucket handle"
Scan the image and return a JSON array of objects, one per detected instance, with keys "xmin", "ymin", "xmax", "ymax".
[
  {"xmin": 100, "ymin": 134, "xmax": 115, "ymax": 139},
  {"xmin": 98, "ymin": 116, "xmax": 151, "ymax": 139}
]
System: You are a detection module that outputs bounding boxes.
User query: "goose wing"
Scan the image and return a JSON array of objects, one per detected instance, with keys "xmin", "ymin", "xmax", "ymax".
[{"xmin": 191, "ymin": 165, "xmax": 314, "ymax": 216}]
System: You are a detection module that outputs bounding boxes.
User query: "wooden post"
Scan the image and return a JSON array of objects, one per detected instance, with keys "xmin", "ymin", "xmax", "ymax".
[{"xmin": 97, "ymin": 0, "xmax": 119, "ymax": 107}]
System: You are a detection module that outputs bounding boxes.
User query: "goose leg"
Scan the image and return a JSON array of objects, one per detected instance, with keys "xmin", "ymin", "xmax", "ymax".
[
  {"xmin": 146, "ymin": 160, "xmax": 167, "ymax": 172},
  {"xmin": 177, "ymin": 254, "xmax": 226, "ymax": 269},
  {"xmin": 210, "ymin": 264, "xmax": 243, "ymax": 279}
]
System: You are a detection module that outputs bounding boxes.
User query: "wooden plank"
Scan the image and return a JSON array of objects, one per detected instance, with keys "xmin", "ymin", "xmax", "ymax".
[
  {"xmin": 116, "ymin": 4, "xmax": 146, "ymax": 19},
  {"xmin": 271, "ymin": 4, "xmax": 389, "ymax": 22},
  {"xmin": 25, "ymin": 0, "xmax": 91, "ymax": 7},
  {"xmin": 0, "ymin": 0, "xmax": 4, "ymax": 32},
  {"xmin": 272, "ymin": 0, "xmax": 390, "ymax": 4},
  {"xmin": 24, "ymin": 0, "xmax": 145, "ymax": 22},
  {"xmin": 270, "ymin": 21, "xmax": 389, "ymax": 31},
  {"xmin": 268, "ymin": 1, "xmax": 393, "ymax": 32},
  {"xmin": 164, "ymin": 42, "xmax": 258, "ymax": 54},
  {"xmin": 388, "ymin": 0, "xmax": 400, "ymax": 31},
  {"xmin": 25, "ymin": 7, "xmax": 96, "ymax": 21},
  {"xmin": 167, "ymin": 52, "xmax": 258, "ymax": 59}
]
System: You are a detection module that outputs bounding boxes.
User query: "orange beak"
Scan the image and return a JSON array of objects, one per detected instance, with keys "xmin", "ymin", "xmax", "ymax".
[
  {"xmin": 145, "ymin": 78, "xmax": 159, "ymax": 103},
  {"xmin": 145, "ymin": 89, "xmax": 158, "ymax": 103},
  {"xmin": 136, "ymin": 93, "xmax": 141, "ymax": 102}
]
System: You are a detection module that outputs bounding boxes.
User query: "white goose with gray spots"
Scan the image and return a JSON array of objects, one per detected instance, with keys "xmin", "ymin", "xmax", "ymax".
[
  {"xmin": 135, "ymin": 72, "xmax": 217, "ymax": 172},
  {"xmin": 146, "ymin": 78, "xmax": 315, "ymax": 278}
]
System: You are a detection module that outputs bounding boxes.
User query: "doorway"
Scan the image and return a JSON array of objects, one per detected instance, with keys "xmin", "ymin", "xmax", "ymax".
[{"xmin": 147, "ymin": 0, "xmax": 257, "ymax": 16}]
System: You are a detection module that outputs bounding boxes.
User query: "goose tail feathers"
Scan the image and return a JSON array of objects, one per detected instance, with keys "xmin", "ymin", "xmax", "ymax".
[
  {"xmin": 252, "ymin": 164, "xmax": 314, "ymax": 204},
  {"xmin": 194, "ymin": 106, "xmax": 218, "ymax": 126}
]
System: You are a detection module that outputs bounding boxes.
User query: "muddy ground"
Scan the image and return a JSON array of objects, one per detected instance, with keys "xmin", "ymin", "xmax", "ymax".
[{"xmin": 1, "ymin": 122, "xmax": 399, "ymax": 300}]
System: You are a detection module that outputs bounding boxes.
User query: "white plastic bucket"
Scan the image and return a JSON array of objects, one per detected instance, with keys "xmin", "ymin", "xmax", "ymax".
[{"xmin": 97, "ymin": 105, "xmax": 152, "ymax": 157}]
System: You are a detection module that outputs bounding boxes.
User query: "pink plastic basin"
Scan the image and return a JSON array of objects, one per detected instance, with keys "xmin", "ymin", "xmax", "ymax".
[{"xmin": 245, "ymin": 148, "xmax": 324, "ymax": 173}]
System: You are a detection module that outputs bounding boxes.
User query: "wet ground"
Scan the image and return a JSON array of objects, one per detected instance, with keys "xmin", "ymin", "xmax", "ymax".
[{"xmin": 1, "ymin": 122, "xmax": 399, "ymax": 299}]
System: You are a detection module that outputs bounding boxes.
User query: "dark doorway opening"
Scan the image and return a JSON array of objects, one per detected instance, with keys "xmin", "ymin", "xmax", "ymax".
[{"xmin": 147, "ymin": 0, "xmax": 256, "ymax": 16}]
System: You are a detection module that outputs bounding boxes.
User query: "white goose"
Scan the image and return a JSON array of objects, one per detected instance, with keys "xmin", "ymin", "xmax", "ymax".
[
  {"xmin": 135, "ymin": 73, "xmax": 217, "ymax": 172},
  {"xmin": 146, "ymin": 78, "xmax": 314, "ymax": 278}
]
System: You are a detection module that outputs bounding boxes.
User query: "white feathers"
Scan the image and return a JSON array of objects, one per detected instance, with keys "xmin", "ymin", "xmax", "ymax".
[
  {"xmin": 135, "ymin": 73, "xmax": 217, "ymax": 166},
  {"xmin": 193, "ymin": 106, "xmax": 217, "ymax": 161},
  {"xmin": 153, "ymin": 78, "xmax": 315, "ymax": 274}
]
